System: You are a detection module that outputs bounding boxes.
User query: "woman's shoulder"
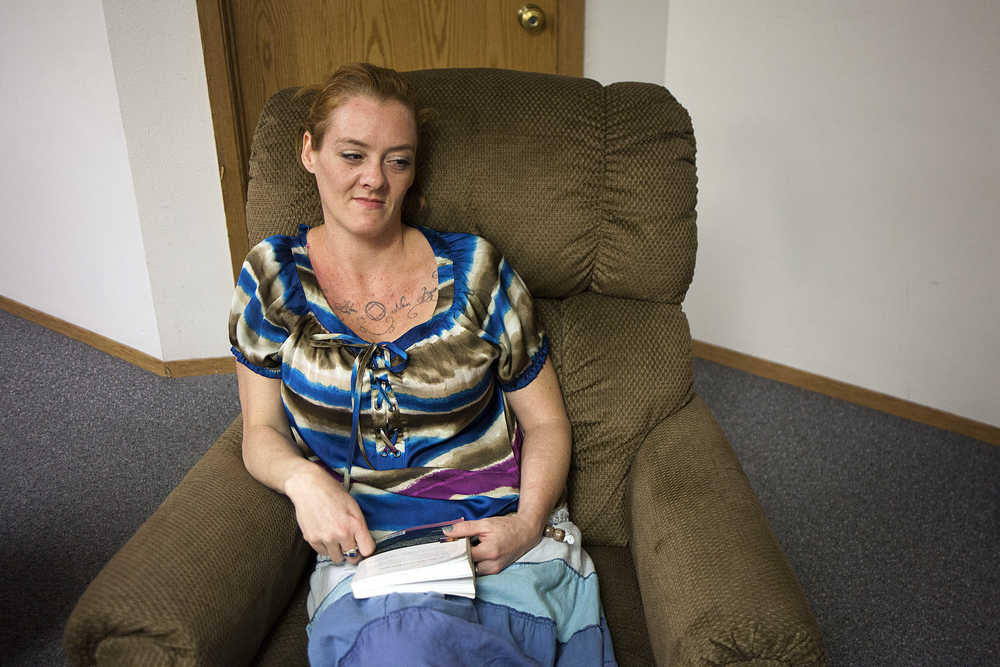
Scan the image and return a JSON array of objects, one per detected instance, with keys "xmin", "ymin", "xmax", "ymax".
[
  {"xmin": 241, "ymin": 225, "xmax": 308, "ymax": 279},
  {"xmin": 234, "ymin": 227, "xmax": 311, "ymax": 323},
  {"xmin": 418, "ymin": 227, "xmax": 509, "ymax": 303},
  {"xmin": 420, "ymin": 227, "xmax": 504, "ymax": 270},
  {"xmin": 246, "ymin": 224, "xmax": 307, "ymax": 259}
]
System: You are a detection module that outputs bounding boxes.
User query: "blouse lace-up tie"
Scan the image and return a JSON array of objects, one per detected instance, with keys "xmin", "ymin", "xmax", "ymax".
[{"xmin": 309, "ymin": 332, "xmax": 408, "ymax": 491}]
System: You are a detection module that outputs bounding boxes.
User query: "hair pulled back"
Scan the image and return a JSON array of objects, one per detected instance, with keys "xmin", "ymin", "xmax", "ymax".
[{"xmin": 302, "ymin": 62, "xmax": 426, "ymax": 149}]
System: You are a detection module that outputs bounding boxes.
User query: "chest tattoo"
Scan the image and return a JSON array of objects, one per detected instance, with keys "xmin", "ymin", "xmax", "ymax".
[{"xmin": 331, "ymin": 270, "xmax": 439, "ymax": 338}]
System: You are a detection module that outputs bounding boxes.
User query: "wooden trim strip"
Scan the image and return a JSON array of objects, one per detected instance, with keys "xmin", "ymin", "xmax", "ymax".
[
  {"xmin": 2, "ymin": 295, "xmax": 169, "ymax": 376},
  {"xmin": 0, "ymin": 295, "xmax": 234, "ymax": 378},
  {"xmin": 692, "ymin": 340, "xmax": 1000, "ymax": 447},
  {"xmin": 557, "ymin": 0, "xmax": 585, "ymax": 77},
  {"xmin": 166, "ymin": 357, "xmax": 236, "ymax": 378},
  {"xmin": 196, "ymin": 0, "xmax": 250, "ymax": 283}
]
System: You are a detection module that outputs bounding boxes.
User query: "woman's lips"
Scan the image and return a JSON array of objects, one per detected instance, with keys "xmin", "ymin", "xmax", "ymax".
[{"xmin": 353, "ymin": 197, "xmax": 385, "ymax": 209}]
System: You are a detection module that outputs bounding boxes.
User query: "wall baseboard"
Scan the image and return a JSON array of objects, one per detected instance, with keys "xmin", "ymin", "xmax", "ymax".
[
  {"xmin": 0, "ymin": 295, "xmax": 234, "ymax": 378},
  {"xmin": 164, "ymin": 357, "xmax": 236, "ymax": 377},
  {"xmin": 692, "ymin": 340, "xmax": 999, "ymax": 447}
]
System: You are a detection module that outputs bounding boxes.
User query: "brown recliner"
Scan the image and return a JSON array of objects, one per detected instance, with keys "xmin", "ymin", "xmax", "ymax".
[{"xmin": 65, "ymin": 69, "xmax": 827, "ymax": 666}]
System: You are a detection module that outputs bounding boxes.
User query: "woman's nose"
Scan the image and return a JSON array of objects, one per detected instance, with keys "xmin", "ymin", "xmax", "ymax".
[{"xmin": 360, "ymin": 161, "xmax": 386, "ymax": 190}]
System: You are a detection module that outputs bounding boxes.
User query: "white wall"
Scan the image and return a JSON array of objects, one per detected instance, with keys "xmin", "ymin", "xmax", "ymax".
[
  {"xmin": 584, "ymin": 0, "xmax": 668, "ymax": 85},
  {"xmin": 102, "ymin": 0, "xmax": 233, "ymax": 361},
  {"xmin": 666, "ymin": 0, "xmax": 1000, "ymax": 428},
  {"xmin": 0, "ymin": 1, "xmax": 232, "ymax": 362},
  {"xmin": 0, "ymin": 1, "xmax": 162, "ymax": 357}
]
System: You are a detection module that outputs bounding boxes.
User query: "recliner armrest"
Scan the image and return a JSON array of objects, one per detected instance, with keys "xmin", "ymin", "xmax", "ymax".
[
  {"xmin": 64, "ymin": 416, "xmax": 313, "ymax": 666},
  {"xmin": 627, "ymin": 395, "xmax": 828, "ymax": 665}
]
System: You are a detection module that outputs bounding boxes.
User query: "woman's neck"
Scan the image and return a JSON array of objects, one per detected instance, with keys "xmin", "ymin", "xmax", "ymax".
[{"xmin": 308, "ymin": 222, "xmax": 412, "ymax": 280}]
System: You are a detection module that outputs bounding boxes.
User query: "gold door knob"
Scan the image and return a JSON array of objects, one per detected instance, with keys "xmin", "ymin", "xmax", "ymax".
[{"xmin": 518, "ymin": 4, "xmax": 546, "ymax": 33}]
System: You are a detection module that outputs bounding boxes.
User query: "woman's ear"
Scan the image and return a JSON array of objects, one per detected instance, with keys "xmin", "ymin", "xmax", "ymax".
[{"xmin": 301, "ymin": 131, "xmax": 316, "ymax": 173}]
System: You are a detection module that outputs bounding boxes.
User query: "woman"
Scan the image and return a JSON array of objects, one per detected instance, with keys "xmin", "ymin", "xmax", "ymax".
[{"xmin": 230, "ymin": 63, "xmax": 615, "ymax": 665}]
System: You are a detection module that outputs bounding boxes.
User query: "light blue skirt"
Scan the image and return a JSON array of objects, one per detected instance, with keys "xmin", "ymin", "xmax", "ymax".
[{"xmin": 306, "ymin": 510, "xmax": 617, "ymax": 666}]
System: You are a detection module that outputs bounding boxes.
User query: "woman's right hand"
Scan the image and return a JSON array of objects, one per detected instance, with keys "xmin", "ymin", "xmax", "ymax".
[{"xmin": 283, "ymin": 462, "xmax": 375, "ymax": 563}]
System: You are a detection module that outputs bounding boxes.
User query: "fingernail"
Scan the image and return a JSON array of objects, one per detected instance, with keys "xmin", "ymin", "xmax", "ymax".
[{"xmin": 442, "ymin": 525, "xmax": 453, "ymax": 533}]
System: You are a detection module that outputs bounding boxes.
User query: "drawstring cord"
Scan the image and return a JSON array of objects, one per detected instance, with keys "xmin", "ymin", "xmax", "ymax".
[{"xmin": 309, "ymin": 332, "xmax": 408, "ymax": 491}]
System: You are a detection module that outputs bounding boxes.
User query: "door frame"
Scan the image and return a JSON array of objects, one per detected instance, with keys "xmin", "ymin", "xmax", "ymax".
[{"xmin": 195, "ymin": 0, "xmax": 584, "ymax": 282}]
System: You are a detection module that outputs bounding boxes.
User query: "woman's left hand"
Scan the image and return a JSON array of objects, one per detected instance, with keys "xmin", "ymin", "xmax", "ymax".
[{"xmin": 444, "ymin": 514, "xmax": 543, "ymax": 575}]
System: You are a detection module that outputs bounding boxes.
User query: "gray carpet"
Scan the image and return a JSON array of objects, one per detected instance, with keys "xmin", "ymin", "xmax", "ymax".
[
  {"xmin": 0, "ymin": 309, "xmax": 241, "ymax": 665},
  {"xmin": 1, "ymin": 307, "xmax": 997, "ymax": 665},
  {"xmin": 693, "ymin": 361, "xmax": 999, "ymax": 666}
]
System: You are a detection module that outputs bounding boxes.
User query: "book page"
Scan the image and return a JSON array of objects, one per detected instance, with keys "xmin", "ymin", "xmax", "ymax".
[{"xmin": 356, "ymin": 538, "xmax": 468, "ymax": 578}]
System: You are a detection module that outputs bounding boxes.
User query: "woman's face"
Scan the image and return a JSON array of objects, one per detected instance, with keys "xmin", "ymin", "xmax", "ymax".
[{"xmin": 301, "ymin": 95, "xmax": 417, "ymax": 239}]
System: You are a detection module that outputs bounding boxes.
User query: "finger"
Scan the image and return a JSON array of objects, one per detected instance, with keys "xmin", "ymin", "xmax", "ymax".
[
  {"xmin": 342, "ymin": 544, "xmax": 361, "ymax": 563},
  {"xmin": 443, "ymin": 519, "xmax": 485, "ymax": 538},
  {"xmin": 320, "ymin": 537, "xmax": 348, "ymax": 563},
  {"xmin": 355, "ymin": 526, "xmax": 376, "ymax": 557},
  {"xmin": 307, "ymin": 540, "xmax": 328, "ymax": 558},
  {"xmin": 469, "ymin": 538, "xmax": 500, "ymax": 563},
  {"xmin": 474, "ymin": 559, "xmax": 504, "ymax": 576}
]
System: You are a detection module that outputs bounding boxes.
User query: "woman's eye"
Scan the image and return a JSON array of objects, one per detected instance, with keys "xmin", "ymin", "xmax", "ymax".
[
  {"xmin": 388, "ymin": 158, "xmax": 412, "ymax": 170},
  {"xmin": 340, "ymin": 152, "xmax": 363, "ymax": 161}
]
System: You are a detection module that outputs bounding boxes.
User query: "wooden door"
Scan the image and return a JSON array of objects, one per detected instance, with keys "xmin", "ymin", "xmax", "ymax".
[{"xmin": 197, "ymin": 0, "xmax": 584, "ymax": 280}]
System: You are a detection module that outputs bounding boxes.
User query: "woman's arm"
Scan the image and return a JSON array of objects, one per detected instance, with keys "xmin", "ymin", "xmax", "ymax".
[
  {"xmin": 505, "ymin": 358, "xmax": 572, "ymax": 536},
  {"xmin": 237, "ymin": 364, "xmax": 375, "ymax": 561},
  {"xmin": 446, "ymin": 358, "xmax": 572, "ymax": 574}
]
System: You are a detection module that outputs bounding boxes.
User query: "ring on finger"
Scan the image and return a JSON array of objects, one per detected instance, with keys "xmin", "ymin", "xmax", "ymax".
[{"xmin": 342, "ymin": 548, "xmax": 359, "ymax": 559}]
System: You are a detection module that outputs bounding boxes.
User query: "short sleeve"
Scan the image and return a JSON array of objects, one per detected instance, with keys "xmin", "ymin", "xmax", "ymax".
[
  {"xmin": 228, "ymin": 239, "xmax": 297, "ymax": 378},
  {"xmin": 481, "ymin": 254, "xmax": 549, "ymax": 392}
]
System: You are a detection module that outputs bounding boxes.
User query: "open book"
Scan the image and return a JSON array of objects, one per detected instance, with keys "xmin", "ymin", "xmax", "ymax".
[{"xmin": 350, "ymin": 520, "xmax": 476, "ymax": 599}]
